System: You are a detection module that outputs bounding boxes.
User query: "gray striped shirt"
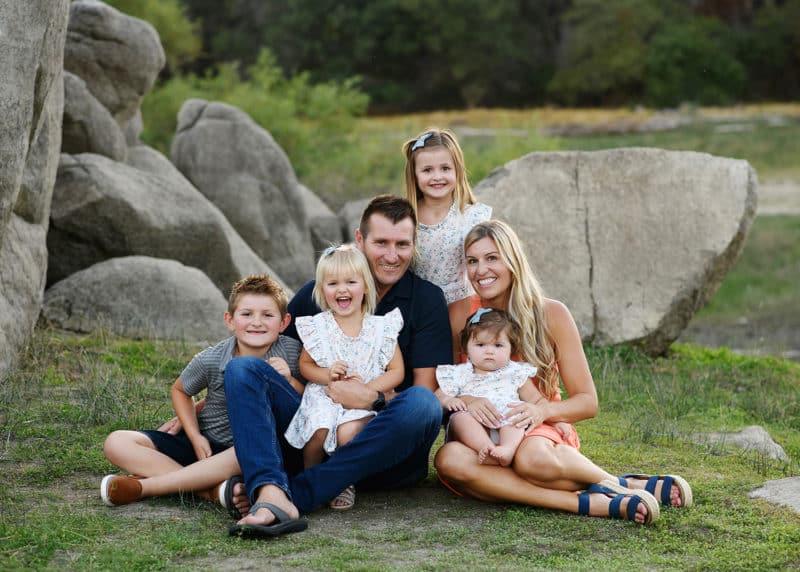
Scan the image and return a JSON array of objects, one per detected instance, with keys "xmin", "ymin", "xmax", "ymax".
[{"xmin": 180, "ymin": 335, "xmax": 302, "ymax": 447}]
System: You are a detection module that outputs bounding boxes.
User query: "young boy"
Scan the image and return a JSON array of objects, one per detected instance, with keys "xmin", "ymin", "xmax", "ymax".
[{"xmin": 100, "ymin": 274, "xmax": 303, "ymax": 514}]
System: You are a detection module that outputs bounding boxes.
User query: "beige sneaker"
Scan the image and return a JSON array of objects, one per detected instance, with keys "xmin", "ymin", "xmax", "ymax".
[{"xmin": 100, "ymin": 474, "xmax": 143, "ymax": 506}]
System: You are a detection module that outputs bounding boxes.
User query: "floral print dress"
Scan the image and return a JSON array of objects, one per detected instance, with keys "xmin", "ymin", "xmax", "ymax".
[{"xmin": 416, "ymin": 202, "xmax": 492, "ymax": 304}]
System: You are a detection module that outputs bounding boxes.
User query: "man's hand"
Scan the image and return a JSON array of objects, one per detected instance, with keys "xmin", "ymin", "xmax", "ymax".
[{"xmin": 326, "ymin": 380, "xmax": 374, "ymax": 410}]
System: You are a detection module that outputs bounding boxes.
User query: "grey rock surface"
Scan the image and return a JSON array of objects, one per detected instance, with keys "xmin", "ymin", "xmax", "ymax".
[
  {"xmin": 338, "ymin": 198, "xmax": 371, "ymax": 242},
  {"xmin": 750, "ymin": 477, "xmax": 800, "ymax": 514},
  {"xmin": 692, "ymin": 425, "xmax": 789, "ymax": 462},
  {"xmin": 171, "ymin": 99, "xmax": 314, "ymax": 289},
  {"xmin": 0, "ymin": 0, "xmax": 69, "ymax": 379},
  {"xmin": 474, "ymin": 148, "xmax": 757, "ymax": 355},
  {"xmin": 298, "ymin": 184, "xmax": 344, "ymax": 256},
  {"xmin": 48, "ymin": 153, "xmax": 288, "ymax": 296},
  {"xmin": 64, "ymin": 0, "xmax": 164, "ymax": 127},
  {"xmin": 42, "ymin": 256, "xmax": 230, "ymax": 341},
  {"xmin": 62, "ymin": 71, "xmax": 126, "ymax": 160}
]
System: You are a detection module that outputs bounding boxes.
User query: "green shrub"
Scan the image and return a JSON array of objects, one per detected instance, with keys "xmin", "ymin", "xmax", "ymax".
[{"xmin": 645, "ymin": 17, "xmax": 745, "ymax": 107}]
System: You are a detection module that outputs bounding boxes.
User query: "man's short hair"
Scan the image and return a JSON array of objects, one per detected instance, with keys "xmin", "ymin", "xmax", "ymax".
[
  {"xmin": 358, "ymin": 195, "xmax": 418, "ymax": 240},
  {"xmin": 228, "ymin": 274, "xmax": 289, "ymax": 316}
]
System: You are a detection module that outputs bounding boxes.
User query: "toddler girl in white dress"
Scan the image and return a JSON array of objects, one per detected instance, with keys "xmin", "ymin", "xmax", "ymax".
[
  {"xmin": 436, "ymin": 308, "xmax": 571, "ymax": 467},
  {"xmin": 285, "ymin": 244, "xmax": 404, "ymax": 510}
]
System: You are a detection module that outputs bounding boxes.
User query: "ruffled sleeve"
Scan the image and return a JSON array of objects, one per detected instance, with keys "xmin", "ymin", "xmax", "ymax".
[
  {"xmin": 509, "ymin": 361, "xmax": 538, "ymax": 390},
  {"xmin": 377, "ymin": 307, "xmax": 404, "ymax": 367},
  {"xmin": 436, "ymin": 363, "xmax": 470, "ymax": 396},
  {"xmin": 462, "ymin": 202, "xmax": 492, "ymax": 238},
  {"xmin": 295, "ymin": 312, "xmax": 333, "ymax": 368}
]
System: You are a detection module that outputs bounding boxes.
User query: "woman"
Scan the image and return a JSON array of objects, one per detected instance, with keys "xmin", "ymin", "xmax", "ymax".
[{"xmin": 434, "ymin": 220, "xmax": 692, "ymax": 524}]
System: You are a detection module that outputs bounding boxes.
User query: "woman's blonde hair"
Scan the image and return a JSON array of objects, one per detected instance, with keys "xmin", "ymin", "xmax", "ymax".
[
  {"xmin": 402, "ymin": 127, "xmax": 476, "ymax": 214},
  {"xmin": 313, "ymin": 244, "xmax": 377, "ymax": 315},
  {"xmin": 463, "ymin": 220, "xmax": 558, "ymax": 398}
]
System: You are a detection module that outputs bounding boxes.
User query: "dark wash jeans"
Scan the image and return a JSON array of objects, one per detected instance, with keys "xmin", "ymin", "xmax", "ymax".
[{"xmin": 224, "ymin": 356, "xmax": 442, "ymax": 514}]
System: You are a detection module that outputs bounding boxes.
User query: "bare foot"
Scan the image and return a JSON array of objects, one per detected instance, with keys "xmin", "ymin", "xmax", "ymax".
[
  {"xmin": 623, "ymin": 476, "xmax": 682, "ymax": 507},
  {"xmin": 231, "ymin": 481, "xmax": 251, "ymax": 517},
  {"xmin": 236, "ymin": 484, "xmax": 298, "ymax": 526},
  {"xmin": 488, "ymin": 445, "xmax": 515, "ymax": 467},
  {"xmin": 478, "ymin": 445, "xmax": 500, "ymax": 465}
]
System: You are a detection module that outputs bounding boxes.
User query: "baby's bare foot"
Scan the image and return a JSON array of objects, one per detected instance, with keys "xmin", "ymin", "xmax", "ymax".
[
  {"xmin": 489, "ymin": 445, "xmax": 515, "ymax": 467},
  {"xmin": 478, "ymin": 445, "xmax": 500, "ymax": 465}
]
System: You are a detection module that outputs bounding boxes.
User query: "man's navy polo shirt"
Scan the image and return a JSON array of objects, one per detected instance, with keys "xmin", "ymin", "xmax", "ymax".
[{"xmin": 285, "ymin": 270, "xmax": 452, "ymax": 391}]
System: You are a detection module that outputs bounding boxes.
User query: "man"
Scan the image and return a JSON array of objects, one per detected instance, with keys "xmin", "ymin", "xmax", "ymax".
[{"xmin": 224, "ymin": 195, "xmax": 452, "ymax": 538}]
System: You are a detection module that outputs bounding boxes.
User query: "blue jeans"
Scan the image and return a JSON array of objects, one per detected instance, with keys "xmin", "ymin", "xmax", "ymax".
[{"xmin": 224, "ymin": 357, "xmax": 442, "ymax": 514}]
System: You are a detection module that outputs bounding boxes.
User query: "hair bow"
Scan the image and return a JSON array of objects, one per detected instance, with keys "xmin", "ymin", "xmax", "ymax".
[
  {"xmin": 322, "ymin": 245, "xmax": 338, "ymax": 257},
  {"xmin": 411, "ymin": 132, "xmax": 433, "ymax": 152},
  {"xmin": 469, "ymin": 308, "xmax": 493, "ymax": 324}
]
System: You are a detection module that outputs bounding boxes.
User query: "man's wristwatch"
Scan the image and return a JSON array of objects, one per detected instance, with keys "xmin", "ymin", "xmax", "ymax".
[{"xmin": 372, "ymin": 390, "xmax": 386, "ymax": 412}]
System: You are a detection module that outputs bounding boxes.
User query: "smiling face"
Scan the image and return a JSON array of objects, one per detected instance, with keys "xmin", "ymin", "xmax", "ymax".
[
  {"xmin": 466, "ymin": 328, "xmax": 512, "ymax": 374},
  {"xmin": 321, "ymin": 270, "xmax": 367, "ymax": 319},
  {"xmin": 465, "ymin": 236, "xmax": 512, "ymax": 309},
  {"xmin": 355, "ymin": 213, "xmax": 415, "ymax": 298},
  {"xmin": 413, "ymin": 147, "xmax": 457, "ymax": 202},
  {"xmin": 224, "ymin": 293, "xmax": 290, "ymax": 357}
]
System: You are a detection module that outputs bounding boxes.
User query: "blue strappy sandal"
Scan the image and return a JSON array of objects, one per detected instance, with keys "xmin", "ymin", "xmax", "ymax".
[
  {"xmin": 618, "ymin": 473, "xmax": 693, "ymax": 508},
  {"xmin": 577, "ymin": 479, "xmax": 660, "ymax": 524}
]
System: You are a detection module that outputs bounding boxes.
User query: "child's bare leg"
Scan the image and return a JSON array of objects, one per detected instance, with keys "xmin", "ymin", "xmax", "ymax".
[
  {"xmin": 103, "ymin": 430, "xmax": 182, "ymax": 476},
  {"xmin": 337, "ymin": 417, "xmax": 370, "ymax": 447},
  {"xmin": 139, "ymin": 447, "xmax": 241, "ymax": 498},
  {"xmin": 449, "ymin": 414, "xmax": 498, "ymax": 465},
  {"xmin": 489, "ymin": 425, "xmax": 525, "ymax": 467},
  {"xmin": 303, "ymin": 429, "xmax": 328, "ymax": 469}
]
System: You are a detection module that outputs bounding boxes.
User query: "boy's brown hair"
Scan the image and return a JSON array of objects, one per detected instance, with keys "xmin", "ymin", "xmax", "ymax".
[{"xmin": 227, "ymin": 274, "xmax": 289, "ymax": 316}]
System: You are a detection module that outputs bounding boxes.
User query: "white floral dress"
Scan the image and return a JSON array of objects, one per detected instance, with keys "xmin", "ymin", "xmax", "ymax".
[
  {"xmin": 284, "ymin": 308, "xmax": 403, "ymax": 454},
  {"xmin": 436, "ymin": 360, "xmax": 537, "ymax": 428},
  {"xmin": 416, "ymin": 202, "xmax": 492, "ymax": 304}
]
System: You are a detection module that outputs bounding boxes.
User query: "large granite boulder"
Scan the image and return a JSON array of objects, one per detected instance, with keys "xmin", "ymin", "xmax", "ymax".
[
  {"xmin": 42, "ymin": 256, "xmax": 230, "ymax": 341},
  {"xmin": 0, "ymin": 0, "xmax": 69, "ymax": 379},
  {"xmin": 64, "ymin": 0, "xmax": 164, "ymax": 129},
  {"xmin": 171, "ymin": 100, "xmax": 315, "ymax": 289},
  {"xmin": 48, "ymin": 153, "xmax": 288, "ymax": 296},
  {"xmin": 474, "ymin": 148, "xmax": 757, "ymax": 355},
  {"xmin": 62, "ymin": 71, "xmax": 126, "ymax": 160},
  {"xmin": 338, "ymin": 198, "xmax": 371, "ymax": 242},
  {"xmin": 297, "ymin": 184, "xmax": 344, "ymax": 257}
]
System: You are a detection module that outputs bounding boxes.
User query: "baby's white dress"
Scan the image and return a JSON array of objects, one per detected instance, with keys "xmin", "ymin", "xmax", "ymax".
[
  {"xmin": 416, "ymin": 202, "xmax": 492, "ymax": 304},
  {"xmin": 285, "ymin": 308, "xmax": 403, "ymax": 454},
  {"xmin": 436, "ymin": 360, "xmax": 537, "ymax": 428}
]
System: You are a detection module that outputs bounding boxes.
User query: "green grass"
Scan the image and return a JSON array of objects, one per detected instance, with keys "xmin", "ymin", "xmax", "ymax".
[{"xmin": 1, "ymin": 331, "xmax": 799, "ymax": 570}]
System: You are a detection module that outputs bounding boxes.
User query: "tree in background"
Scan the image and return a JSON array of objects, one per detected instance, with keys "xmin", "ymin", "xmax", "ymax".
[
  {"xmin": 547, "ymin": 0, "xmax": 679, "ymax": 106},
  {"xmin": 645, "ymin": 16, "xmax": 745, "ymax": 106}
]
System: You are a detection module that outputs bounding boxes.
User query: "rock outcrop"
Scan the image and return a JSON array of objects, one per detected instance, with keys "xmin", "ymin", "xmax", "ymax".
[
  {"xmin": 48, "ymin": 153, "xmax": 287, "ymax": 296},
  {"xmin": 64, "ymin": 0, "xmax": 164, "ymax": 131},
  {"xmin": 62, "ymin": 71, "xmax": 127, "ymax": 160},
  {"xmin": 171, "ymin": 100, "xmax": 315, "ymax": 289},
  {"xmin": 0, "ymin": 0, "xmax": 70, "ymax": 379},
  {"xmin": 474, "ymin": 148, "xmax": 757, "ymax": 355},
  {"xmin": 298, "ymin": 184, "xmax": 344, "ymax": 256},
  {"xmin": 42, "ymin": 256, "xmax": 230, "ymax": 341}
]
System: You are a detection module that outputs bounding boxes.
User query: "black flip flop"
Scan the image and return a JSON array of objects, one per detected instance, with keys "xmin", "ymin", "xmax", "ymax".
[{"xmin": 228, "ymin": 501, "xmax": 308, "ymax": 538}]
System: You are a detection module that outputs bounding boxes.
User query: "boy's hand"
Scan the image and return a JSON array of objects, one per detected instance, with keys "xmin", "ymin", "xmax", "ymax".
[
  {"xmin": 329, "ymin": 360, "xmax": 348, "ymax": 381},
  {"xmin": 267, "ymin": 357, "xmax": 290, "ymax": 379},
  {"xmin": 190, "ymin": 434, "xmax": 212, "ymax": 460}
]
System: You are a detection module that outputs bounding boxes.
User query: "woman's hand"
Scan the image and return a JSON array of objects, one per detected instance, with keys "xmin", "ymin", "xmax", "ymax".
[
  {"xmin": 445, "ymin": 397, "xmax": 467, "ymax": 412},
  {"xmin": 505, "ymin": 401, "xmax": 546, "ymax": 429},
  {"xmin": 464, "ymin": 396, "xmax": 502, "ymax": 428}
]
